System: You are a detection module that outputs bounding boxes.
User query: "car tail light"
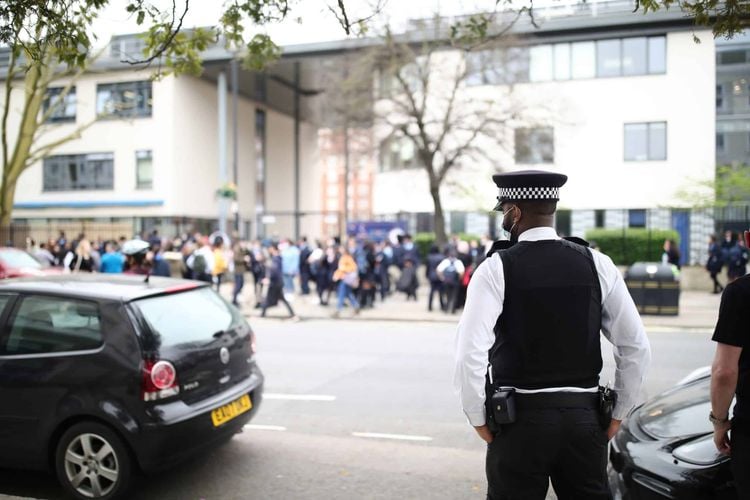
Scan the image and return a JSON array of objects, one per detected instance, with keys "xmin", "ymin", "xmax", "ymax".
[{"xmin": 142, "ymin": 360, "xmax": 180, "ymax": 401}]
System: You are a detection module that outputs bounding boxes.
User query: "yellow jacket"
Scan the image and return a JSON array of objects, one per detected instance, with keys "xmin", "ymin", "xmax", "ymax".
[{"xmin": 333, "ymin": 254, "xmax": 357, "ymax": 282}]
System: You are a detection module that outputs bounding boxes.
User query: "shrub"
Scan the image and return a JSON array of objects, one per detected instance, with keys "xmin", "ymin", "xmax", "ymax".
[
  {"xmin": 585, "ymin": 228, "xmax": 680, "ymax": 266},
  {"xmin": 414, "ymin": 232, "xmax": 481, "ymax": 260}
]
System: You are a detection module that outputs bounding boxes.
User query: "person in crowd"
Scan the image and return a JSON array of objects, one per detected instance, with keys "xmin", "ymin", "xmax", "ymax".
[
  {"xmin": 122, "ymin": 239, "xmax": 150, "ymax": 275},
  {"xmin": 212, "ymin": 236, "xmax": 228, "ymax": 291},
  {"xmin": 426, "ymin": 245, "xmax": 446, "ymax": 312},
  {"xmin": 375, "ymin": 241, "xmax": 391, "ymax": 302},
  {"xmin": 231, "ymin": 237, "xmax": 248, "ymax": 307},
  {"xmin": 66, "ymin": 239, "xmax": 95, "ymax": 273},
  {"xmin": 724, "ymin": 231, "xmax": 749, "ymax": 282},
  {"xmin": 33, "ymin": 242, "xmax": 56, "ymax": 267},
  {"xmin": 100, "ymin": 241, "xmax": 125, "ymax": 273},
  {"xmin": 456, "ymin": 240, "xmax": 473, "ymax": 309},
  {"xmin": 396, "ymin": 257, "xmax": 419, "ymax": 301},
  {"xmin": 180, "ymin": 241, "xmax": 195, "ymax": 279},
  {"xmin": 662, "ymin": 239, "xmax": 681, "ymax": 269},
  {"xmin": 280, "ymin": 238, "xmax": 300, "ymax": 295},
  {"xmin": 316, "ymin": 243, "xmax": 338, "ymax": 306},
  {"xmin": 188, "ymin": 238, "xmax": 214, "ymax": 283},
  {"xmin": 455, "ymin": 170, "xmax": 650, "ymax": 499},
  {"xmin": 438, "ymin": 250, "xmax": 465, "ymax": 314},
  {"xmin": 707, "ymin": 234, "xmax": 725, "ymax": 294},
  {"xmin": 332, "ymin": 245, "xmax": 360, "ymax": 318},
  {"xmin": 298, "ymin": 236, "xmax": 312, "ymax": 295},
  {"xmin": 260, "ymin": 244, "xmax": 300, "ymax": 321},
  {"xmin": 149, "ymin": 244, "xmax": 172, "ymax": 277},
  {"xmin": 357, "ymin": 241, "xmax": 377, "ymax": 309},
  {"xmin": 710, "ymin": 231, "xmax": 750, "ymax": 499},
  {"xmin": 249, "ymin": 240, "xmax": 266, "ymax": 296},
  {"xmin": 401, "ymin": 234, "xmax": 420, "ymax": 268}
]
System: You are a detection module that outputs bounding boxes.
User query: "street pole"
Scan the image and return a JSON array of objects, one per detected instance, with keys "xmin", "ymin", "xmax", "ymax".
[
  {"xmin": 343, "ymin": 123, "xmax": 350, "ymax": 242},
  {"xmin": 218, "ymin": 70, "xmax": 228, "ymax": 235},
  {"xmin": 294, "ymin": 61, "xmax": 301, "ymax": 241},
  {"xmin": 231, "ymin": 57, "xmax": 240, "ymax": 236}
]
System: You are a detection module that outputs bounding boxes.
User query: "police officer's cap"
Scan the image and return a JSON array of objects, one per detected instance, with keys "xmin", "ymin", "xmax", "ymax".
[
  {"xmin": 492, "ymin": 169, "xmax": 568, "ymax": 211},
  {"xmin": 122, "ymin": 239, "xmax": 150, "ymax": 256}
]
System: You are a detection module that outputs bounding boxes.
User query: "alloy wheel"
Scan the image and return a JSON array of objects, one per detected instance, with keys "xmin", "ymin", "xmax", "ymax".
[{"xmin": 63, "ymin": 432, "xmax": 120, "ymax": 498}]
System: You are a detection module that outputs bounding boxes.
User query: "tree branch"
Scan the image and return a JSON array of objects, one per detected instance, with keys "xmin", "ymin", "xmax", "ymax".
[
  {"xmin": 26, "ymin": 120, "xmax": 97, "ymax": 167},
  {"xmin": 328, "ymin": 0, "xmax": 389, "ymax": 35},
  {"xmin": 122, "ymin": 0, "xmax": 189, "ymax": 67}
]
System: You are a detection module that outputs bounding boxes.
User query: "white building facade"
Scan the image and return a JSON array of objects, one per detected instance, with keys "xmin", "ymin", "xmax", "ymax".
[
  {"xmin": 3, "ymin": 38, "xmax": 321, "ymax": 242},
  {"xmin": 371, "ymin": 8, "xmax": 717, "ymax": 265}
]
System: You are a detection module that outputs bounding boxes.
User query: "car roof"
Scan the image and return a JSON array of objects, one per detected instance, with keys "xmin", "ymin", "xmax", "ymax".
[{"xmin": 0, "ymin": 274, "xmax": 209, "ymax": 302}]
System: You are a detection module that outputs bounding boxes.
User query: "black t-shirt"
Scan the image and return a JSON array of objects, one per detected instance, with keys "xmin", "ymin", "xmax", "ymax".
[{"xmin": 712, "ymin": 274, "xmax": 750, "ymax": 419}]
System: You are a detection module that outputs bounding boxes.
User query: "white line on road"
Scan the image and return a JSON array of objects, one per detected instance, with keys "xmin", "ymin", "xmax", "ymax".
[
  {"xmin": 351, "ymin": 432, "xmax": 433, "ymax": 442},
  {"xmin": 263, "ymin": 393, "xmax": 337, "ymax": 401},
  {"xmin": 244, "ymin": 424, "xmax": 287, "ymax": 431}
]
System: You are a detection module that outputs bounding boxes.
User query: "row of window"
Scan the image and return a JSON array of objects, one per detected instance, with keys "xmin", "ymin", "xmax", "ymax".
[
  {"xmin": 379, "ymin": 121, "xmax": 668, "ymax": 170},
  {"xmin": 42, "ymin": 80, "xmax": 153, "ymax": 123},
  {"xmin": 465, "ymin": 36, "xmax": 666, "ymax": 86},
  {"xmin": 42, "ymin": 151, "xmax": 153, "ymax": 192}
]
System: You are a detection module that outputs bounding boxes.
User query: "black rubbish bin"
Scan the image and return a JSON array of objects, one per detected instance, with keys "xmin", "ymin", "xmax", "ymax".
[{"xmin": 624, "ymin": 262, "xmax": 680, "ymax": 316}]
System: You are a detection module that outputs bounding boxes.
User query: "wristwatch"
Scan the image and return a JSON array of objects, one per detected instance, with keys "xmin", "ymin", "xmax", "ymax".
[{"xmin": 709, "ymin": 411, "xmax": 729, "ymax": 425}]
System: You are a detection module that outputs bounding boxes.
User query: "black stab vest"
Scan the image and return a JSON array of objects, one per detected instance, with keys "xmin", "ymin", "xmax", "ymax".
[{"xmin": 489, "ymin": 239, "xmax": 603, "ymax": 390}]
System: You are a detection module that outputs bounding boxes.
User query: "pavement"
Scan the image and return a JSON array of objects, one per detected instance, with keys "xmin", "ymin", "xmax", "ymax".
[{"xmin": 226, "ymin": 282, "xmax": 723, "ymax": 332}]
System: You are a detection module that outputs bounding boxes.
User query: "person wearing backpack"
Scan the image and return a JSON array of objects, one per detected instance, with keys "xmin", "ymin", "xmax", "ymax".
[
  {"xmin": 188, "ymin": 237, "xmax": 213, "ymax": 283},
  {"xmin": 437, "ymin": 251, "xmax": 465, "ymax": 314}
]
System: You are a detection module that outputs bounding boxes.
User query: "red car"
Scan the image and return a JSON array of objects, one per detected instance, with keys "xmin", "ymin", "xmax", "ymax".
[{"xmin": 0, "ymin": 247, "xmax": 60, "ymax": 278}]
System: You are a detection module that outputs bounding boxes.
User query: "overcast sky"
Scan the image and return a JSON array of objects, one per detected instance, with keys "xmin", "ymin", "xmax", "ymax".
[{"xmin": 92, "ymin": 0, "xmax": 530, "ymax": 47}]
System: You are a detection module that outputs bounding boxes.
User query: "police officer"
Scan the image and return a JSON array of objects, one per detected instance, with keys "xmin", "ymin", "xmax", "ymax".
[
  {"xmin": 710, "ymin": 229, "xmax": 750, "ymax": 498},
  {"xmin": 454, "ymin": 170, "xmax": 651, "ymax": 499}
]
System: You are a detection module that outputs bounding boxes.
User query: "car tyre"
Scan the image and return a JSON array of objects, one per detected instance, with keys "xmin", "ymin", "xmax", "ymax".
[{"xmin": 55, "ymin": 422, "xmax": 133, "ymax": 500}]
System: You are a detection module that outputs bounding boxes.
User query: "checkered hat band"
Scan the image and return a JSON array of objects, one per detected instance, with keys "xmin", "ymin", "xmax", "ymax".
[{"xmin": 498, "ymin": 186, "xmax": 560, "ymax": 200}]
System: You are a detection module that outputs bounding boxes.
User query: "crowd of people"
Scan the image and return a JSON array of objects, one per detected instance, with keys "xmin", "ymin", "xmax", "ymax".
[
  {"xmin": 706, "ymin": 230, "xmax": 749, "ymax": 293},
  {"xmin": 24, "ymin": 230, "xmax": 495, "ymax": 319}
]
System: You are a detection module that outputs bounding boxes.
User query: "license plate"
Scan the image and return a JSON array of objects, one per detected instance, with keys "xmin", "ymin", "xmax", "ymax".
[{"xmin": 211, "ymin": 394, "xmax": 252, "ymax": 427}]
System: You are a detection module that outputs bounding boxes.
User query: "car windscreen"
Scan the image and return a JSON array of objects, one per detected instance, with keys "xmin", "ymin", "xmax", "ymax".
[
  {"xmin": 132, "ymin": 287, "xmax": 243, "ymax": 346},
  {"xmin": 0, "ymin": 250, "xmax": 41, "ymax": 269}
]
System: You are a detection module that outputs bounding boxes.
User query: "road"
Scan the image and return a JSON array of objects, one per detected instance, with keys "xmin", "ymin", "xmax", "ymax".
[{"xmin": 0, "ymin": 319, "xmax": 715, "ymax": 500}]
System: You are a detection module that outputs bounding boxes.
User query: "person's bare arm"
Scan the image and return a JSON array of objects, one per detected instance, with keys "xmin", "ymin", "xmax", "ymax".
[{"xmin": 711, "ymin": 342, "xmax": 742, "ymax": 454}]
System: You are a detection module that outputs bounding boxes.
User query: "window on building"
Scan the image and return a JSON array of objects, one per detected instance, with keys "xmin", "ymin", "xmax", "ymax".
[
  {"xmin": 136, "ymin": 150, "xmax": 153, "ymax": 189},
  {"xmin": 380, "ymin": 136, "xmax": 418, "ymax": 171},
  {"xmin": 515, "ymin": 127, "xmax": 554, "ymax": 164},
  {"xmin": 43, "ymin": 87, "xmax": 76, "ymax": 123},
  {"xmin": 110, "ymin": 36, "xmax": 146, "ymax": 59},
  {"xmin": 553, "ymin": 43, "xmax": 571, "ymax": 80},
  {"xmin": 628, "ymin": 209, "xmax": 647, "ymax": 228},
  {"xmin": 596, "ymin": 39, "xmax": 621, "ymax": 77},
  {"xmin": 624, "ymin": 122, "xmax": 667, "ymax": 161},
  {"xmin": 43, "ymin": 153, "xmax": 114, "ymax": 191},
  {"xmin": 622, "ymin": 37, "xmax": 647, "ymax": 76},
  {"xmin": 255, "ymin": 73, "xmax": 267, "ymax": 102},
  {"xmin": 718, "ymin": 50, "xmax": 748, "ymax": 65},
  {"xmin": 717, "ymin": 133, "xmax": 726, "ymax": 154},
  {"xmin": 717, "ymin": 83, "xmax": 726, "ymax": 110},
  {"xmin": 595, "ymin": 209, "xmax": 605, "ymax": 228},
  {"xmin": 465, "ymin": 48, "xmax": 529, "ymax": 85},
  {"xmin": 96, "ymin": 81, "xmax": 152, "ymax": 118},
  {"xmin": 2, "ymin": 296, "xmax": 102, "ymax": 355},
  {"xmin": 529, "ymin": 45, "xmax": 554, "ymax": 82},
  {"xmin": 571, "ymin": 41, "xmax": 596, "ymax": 79},
  {"xmin": 647, "ymin": 36, "xmax": 667, "ymax": 73}
]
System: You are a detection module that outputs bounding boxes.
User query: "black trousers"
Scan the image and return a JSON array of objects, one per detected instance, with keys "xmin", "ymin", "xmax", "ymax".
[
  {"xmin": 486, "ymin": 407, "xmax": 610, "ymax": 500},
  {"xmin": 732, "ymin": 418, "xmax": 749, "ymax": 498}
]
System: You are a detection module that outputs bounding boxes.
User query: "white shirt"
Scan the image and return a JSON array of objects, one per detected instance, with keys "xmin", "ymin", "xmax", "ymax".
[
  {"xmin": 454, "ymin": 226, "xmax": 651, "ymax": 426},
  {"xmin": 437, "ymin": 257, "xmax": 465, "ymax": 277}
]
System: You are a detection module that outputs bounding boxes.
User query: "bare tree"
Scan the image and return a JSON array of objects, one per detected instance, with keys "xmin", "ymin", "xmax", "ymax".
[{"xmin": 364, "ymin": 18, "xmax": 527, "ymax": 245}]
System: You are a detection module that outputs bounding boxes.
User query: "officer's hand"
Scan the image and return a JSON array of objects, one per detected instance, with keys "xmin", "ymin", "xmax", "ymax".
[
  {"xmin": 607, "ymin": 419, "xmax": 622, "ymax": 440},
  {"xmin": 474, "ymin": 425, "xmax": 494, "ymax": 444},
  {"xmin": 713, "ymin": 420, "xmax": 732, "ymax": 455}
]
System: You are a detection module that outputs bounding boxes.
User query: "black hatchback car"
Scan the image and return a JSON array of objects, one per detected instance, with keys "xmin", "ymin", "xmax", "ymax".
[
  {"xmin": 0, "ymin": 275, "xmax": 264, "ymax": 499},
  {"xmin": 609, "ymin": 368, "xmax": 736, "ymax": 499}
]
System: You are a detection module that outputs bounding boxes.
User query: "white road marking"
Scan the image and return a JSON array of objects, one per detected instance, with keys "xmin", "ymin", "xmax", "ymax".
[
  {"xmin": 351, "ymin": 432, "xmax": 433, "ymax": 442},
  {"xmin": 264, "ymin": 393, "xmax": 337, "ymax": 401},
  {"xmin": 244, "ymin": 424, "xmax": 287, "ymax": 431}
]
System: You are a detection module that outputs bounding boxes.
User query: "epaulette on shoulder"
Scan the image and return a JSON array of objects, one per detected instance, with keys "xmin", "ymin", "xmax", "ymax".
[
  {"xmin": 562, "ymin": 236, "xmax": 590, "ymax": 247},
  {"xmin": 486, "ymin": 240, "xmax": 514, "ymax": 258}
]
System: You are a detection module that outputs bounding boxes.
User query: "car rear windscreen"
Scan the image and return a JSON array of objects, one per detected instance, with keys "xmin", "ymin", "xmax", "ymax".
[{"xmin": 133, "ymin": 287, "xmax": 243, "ymax": 346}]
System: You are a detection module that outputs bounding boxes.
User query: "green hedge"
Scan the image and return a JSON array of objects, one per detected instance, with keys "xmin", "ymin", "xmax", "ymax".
[
  {"xmin": 585, "ymin": 228, "xmax": 680, "ymax": 266},
  {"xmin": 414, "ymin": 232, "xmax": 481, "ymax": 260}
]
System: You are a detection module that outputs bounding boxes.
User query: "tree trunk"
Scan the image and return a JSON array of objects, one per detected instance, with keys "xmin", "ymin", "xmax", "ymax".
[{"xmin": 430, "ymin": 184, "xmax": 447, "ymax": 247}]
